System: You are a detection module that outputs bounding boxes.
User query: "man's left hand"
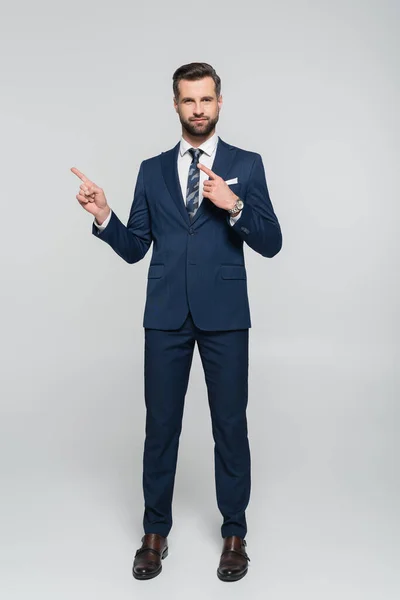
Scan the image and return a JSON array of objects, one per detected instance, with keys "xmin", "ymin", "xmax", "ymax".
[{"xmin": 197, "ymin": 163, "xmax": 238, "ymax": 211}]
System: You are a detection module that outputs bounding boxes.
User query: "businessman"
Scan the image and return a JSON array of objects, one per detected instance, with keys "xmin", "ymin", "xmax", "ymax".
[{"xmin": 71, "ymin": 62, "xmax": 282, "ymax": 582}]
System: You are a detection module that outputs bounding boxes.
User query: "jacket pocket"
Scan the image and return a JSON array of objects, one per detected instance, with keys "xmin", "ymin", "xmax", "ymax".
[
  {"xmin": 220, "ymin": 265, "xmax": 247, "ymax": 280},
  {"xmin": 227, "ymin": 182, "xmax": 242, "ymax": 196},
  {"xmin": 148, "ymin": 264, "xmax": 165, "ymax": 279}
]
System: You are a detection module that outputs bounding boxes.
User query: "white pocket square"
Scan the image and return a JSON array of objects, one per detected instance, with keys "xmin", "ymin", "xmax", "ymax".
[{"xmin": 225, "ymin": 177, "xmax": 238, "ymax": 185}]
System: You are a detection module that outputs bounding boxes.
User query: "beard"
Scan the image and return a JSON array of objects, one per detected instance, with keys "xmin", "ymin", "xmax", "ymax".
[{"xmin": 179, "ymin": 111, "xmax": 219, "ymax": 137}]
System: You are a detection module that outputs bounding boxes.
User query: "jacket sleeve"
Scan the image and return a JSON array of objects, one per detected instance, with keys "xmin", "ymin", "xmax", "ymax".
[
  {"xmin": 227, "ymin": 154, "xmax": 282, "ymax": 258},
  {"xmin": 92, "ymin": 161, "xmax": 153, "ymax": 264}
]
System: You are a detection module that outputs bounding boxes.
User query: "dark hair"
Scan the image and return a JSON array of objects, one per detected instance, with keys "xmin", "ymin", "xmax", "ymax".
[{"xmin": 173, "ymin": 62, "xmax": 221, "ymax": 100}]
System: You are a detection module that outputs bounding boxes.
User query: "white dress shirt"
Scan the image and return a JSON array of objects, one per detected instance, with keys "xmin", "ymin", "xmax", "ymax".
[{"xmin": 94, "ymin": 132, "xmax": 241, "ymax": 231}]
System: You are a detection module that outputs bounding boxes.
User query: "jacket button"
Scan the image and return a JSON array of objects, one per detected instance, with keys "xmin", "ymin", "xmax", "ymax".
[{"xmin": 189, "ymin": 228, "xmax": 194, "ymax": 235}]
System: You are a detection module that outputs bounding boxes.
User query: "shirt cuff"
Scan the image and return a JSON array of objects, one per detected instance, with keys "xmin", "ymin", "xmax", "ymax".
[
  {"xmin": 229, "ymin": 210, "xmax": 242, "ymax": 226},
  {"xmin": 94, "ymin": 210, "xmax": 112, "ymax": 231}
]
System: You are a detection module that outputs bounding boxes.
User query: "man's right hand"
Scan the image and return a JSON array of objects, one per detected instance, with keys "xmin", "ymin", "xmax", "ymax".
[{"xmin": 71, "ymin": 167, "xmax": 111, "ymax": 224}]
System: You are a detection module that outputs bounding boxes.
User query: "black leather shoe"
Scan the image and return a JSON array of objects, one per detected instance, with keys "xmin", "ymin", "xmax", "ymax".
[
  {"xmin": 132, "ymin": 533, "xmax": 168, "ymax": 580},
  {"xmin": 217, "ymin": 535, "xmax": 250, "ymax": 582}
]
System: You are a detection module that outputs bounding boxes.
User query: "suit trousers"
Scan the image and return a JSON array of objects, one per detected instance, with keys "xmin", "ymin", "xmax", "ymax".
[{"xmin": 142, "ymin": 311, "xmax": 251, "ymax": 539}]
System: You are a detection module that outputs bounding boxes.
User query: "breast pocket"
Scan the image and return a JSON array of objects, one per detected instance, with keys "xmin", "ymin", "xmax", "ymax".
[{"xmin": 226, "ymin": 182, "xmax": 242, "ymax": 197}]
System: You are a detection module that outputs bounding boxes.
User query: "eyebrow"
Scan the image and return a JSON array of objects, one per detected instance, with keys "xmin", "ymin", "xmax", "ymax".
[{"xmin": 181, "ymin": 96, "xmax": 214, "ymax": 102}]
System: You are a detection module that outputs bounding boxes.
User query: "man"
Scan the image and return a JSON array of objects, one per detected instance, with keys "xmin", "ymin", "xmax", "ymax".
[{"xmin": 71, "ymin": 62, "xmax": 282, "ymax": 582}]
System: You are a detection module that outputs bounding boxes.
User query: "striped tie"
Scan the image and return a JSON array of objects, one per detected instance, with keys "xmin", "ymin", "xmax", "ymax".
[{"xmin": 185, "ymin": 148, "xmax": 204, "ymax": 221}]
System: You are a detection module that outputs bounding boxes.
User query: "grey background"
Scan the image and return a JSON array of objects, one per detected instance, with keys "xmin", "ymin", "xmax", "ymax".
[{"xmin": 0, "ymin": 0, "xmax": 398, "ymax": 598}]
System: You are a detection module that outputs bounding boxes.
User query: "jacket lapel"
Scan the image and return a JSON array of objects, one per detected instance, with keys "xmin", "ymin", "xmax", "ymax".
[{"xmin": 161, "ymin": 142, "xmax": 191, "ymax": 226}]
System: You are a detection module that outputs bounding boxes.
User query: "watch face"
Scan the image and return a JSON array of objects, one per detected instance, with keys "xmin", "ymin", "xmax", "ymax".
[{"xmin": 237, "ymin": 199, "xmax": 244, "ymax": 209}]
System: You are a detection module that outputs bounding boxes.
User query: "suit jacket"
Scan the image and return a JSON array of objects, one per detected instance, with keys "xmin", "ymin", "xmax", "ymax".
[{"xmin": 92, "ymin": 137, "xmax": 282, "ymax": 330}]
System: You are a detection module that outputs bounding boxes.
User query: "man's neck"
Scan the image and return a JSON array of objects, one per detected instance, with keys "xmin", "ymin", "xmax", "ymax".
[{"xmin": 181, "ymin": 129, "xmax": 216, "ymax": 148}]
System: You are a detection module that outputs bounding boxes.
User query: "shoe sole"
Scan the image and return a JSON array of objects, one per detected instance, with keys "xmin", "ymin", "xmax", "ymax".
[
  {"xmin": 132, "ymin": 547, "xmax": 168, "ymax": 580},
  {"xmin": 217, "ymin": 567, "xmax": 248, "ymax": 582}
]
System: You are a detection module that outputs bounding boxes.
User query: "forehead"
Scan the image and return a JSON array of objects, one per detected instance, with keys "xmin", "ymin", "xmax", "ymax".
[{"xmin": 177, "ymin": 76, "xmax": 217, "ymax": 98}]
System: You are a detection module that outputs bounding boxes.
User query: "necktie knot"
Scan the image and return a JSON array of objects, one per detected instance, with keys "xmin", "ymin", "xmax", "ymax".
[{"xmin": 188, "ymin": 147, "xmax": 203, "ymax": 163}]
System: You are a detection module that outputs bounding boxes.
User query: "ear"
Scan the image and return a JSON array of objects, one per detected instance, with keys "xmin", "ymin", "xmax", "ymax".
[{"xmin": 218, "ymin": 94, "xmax": 223, "ymax": 110}]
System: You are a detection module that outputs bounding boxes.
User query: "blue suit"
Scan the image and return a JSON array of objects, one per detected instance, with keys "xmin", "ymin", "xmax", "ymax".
[{"xmin": 93, "ymin": 137, "xmax": 282, "ymax": 538}]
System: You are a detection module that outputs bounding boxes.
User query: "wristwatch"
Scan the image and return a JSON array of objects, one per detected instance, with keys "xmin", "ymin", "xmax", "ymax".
[{"xmin": 227, "ymin": 196, "xmax": 244, "ymax": 215}]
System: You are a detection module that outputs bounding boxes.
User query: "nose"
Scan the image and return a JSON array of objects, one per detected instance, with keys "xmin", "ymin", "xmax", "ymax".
[{"xmin": 193, "ymin": 103, "xmax": 204, "ymax": 116}]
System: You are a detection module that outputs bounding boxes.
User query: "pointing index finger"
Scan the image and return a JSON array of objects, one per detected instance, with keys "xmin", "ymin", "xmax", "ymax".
[
  {"xmin": 197, "ymin": 163, "xmax": 218, "ymax": 179},
  {"xmin": 70, "ymin": 167, "xmax": 88, "ymax": 182}
]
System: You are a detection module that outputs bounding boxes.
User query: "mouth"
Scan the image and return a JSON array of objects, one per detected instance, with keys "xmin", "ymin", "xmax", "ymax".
[{"xmin": 191, "ymin": 118, "xmax": 207, "ymax": 122}]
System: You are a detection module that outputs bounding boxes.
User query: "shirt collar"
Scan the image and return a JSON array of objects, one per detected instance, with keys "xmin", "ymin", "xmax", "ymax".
[{"xmin": 179, "ymin": 131, "xmax": 219, "ymax": 157}]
